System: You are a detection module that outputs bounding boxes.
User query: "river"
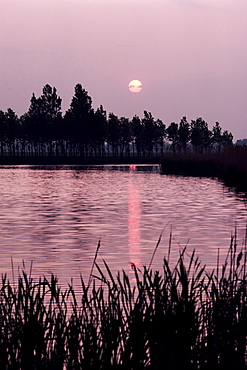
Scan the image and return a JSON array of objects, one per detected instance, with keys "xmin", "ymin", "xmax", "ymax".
[{"xmin": 0, "ymin": 164, "xmax": 246, "ymax": 290}]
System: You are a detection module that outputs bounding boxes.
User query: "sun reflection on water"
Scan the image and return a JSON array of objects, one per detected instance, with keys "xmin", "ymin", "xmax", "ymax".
[{"xmin": 128, "ymin": 178, "xmax": 141, "ymax": 270}]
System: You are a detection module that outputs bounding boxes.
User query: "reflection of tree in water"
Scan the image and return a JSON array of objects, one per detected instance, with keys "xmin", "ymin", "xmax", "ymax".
[{"xmin": 128, "ymin": 175, "xmax": 141, "ymax": 269}]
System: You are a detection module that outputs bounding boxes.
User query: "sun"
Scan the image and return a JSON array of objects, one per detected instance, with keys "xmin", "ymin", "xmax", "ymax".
[{"xmin": 128, "ymin": 80, "xmax": 142, "ymax": 93}]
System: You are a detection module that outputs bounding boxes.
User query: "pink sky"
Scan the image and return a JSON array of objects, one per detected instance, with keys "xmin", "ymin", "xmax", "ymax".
[{"xmin": 1, "ymin": 0, "xmax": 247, "ymax": 140}]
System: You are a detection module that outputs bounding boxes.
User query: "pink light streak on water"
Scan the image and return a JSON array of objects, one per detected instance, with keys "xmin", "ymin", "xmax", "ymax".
[{"xmin": 128, "ymin": 175, "xmax": 141, "ymax": 269}]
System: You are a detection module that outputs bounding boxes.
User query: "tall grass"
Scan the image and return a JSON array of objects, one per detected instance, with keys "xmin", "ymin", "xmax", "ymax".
[
  {"xmin": 0, "ymin": 235, "xmax": 247, "ymax": 369},
  {"xmin": 161, "ymin": 146, "xmax": 247, "ymax": 192}
]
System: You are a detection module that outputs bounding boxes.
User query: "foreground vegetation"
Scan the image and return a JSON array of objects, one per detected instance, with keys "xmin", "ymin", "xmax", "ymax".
[{"xmin": 0, "ymin": 235, "xmax": 247, "ymax": 369}]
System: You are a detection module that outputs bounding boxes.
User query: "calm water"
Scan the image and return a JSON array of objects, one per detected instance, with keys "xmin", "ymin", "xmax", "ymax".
[{"xmin": 0, "ymin": 164, "xmax": 246, "ymax": 290}]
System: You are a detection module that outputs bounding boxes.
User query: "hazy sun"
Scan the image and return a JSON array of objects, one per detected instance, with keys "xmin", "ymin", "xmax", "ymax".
[{"xmin": 128, "ymin": 80, "xmax": 142, "ymax": 93}]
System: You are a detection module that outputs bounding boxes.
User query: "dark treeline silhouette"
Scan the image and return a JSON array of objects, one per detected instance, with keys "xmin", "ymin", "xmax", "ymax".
[{"xmin": 0, "ymin": 84, "xmax": 233, "ymax": 158}]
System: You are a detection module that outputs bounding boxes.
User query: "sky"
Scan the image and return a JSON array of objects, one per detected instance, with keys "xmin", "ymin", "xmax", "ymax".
[{"xmin": 1, "ymin": 0, "xmax": 247, "ymax": 140}]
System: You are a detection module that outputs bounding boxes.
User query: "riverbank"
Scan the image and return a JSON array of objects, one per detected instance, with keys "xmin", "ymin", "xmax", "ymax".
[
  {"xmin": 0, "ymin": 239, "xmax": 246, "ymax": 369},
  {"xmin": 161, "ymin": 146, "xmax": 247, "ymax": 193},
  {"xmin": 0, "ymin": 155, "xmax": 162, "ymax": 166}
]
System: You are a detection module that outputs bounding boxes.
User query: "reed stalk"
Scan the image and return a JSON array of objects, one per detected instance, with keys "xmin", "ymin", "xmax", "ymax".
[{"xmin": 0, "ymin": 233, "xmax": 247, "ymax": 369}]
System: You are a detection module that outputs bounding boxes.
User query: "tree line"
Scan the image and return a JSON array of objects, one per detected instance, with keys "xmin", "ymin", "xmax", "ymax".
[{"xmin": 0, "ymin": 83, "xmax": 233, "ymax": 157}]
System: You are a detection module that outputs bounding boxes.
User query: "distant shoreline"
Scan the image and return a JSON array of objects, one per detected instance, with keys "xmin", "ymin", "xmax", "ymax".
[
  {"xmin": 2, "ymin": 151, "xmax": 247, "ymax": 194},
  {"xmin": 0, "ymin": 155, "xmax": 162, "ymax": 166},
  {"xmin": 161, "ymin": 149, "xmax": 247, "ymax": 193}
]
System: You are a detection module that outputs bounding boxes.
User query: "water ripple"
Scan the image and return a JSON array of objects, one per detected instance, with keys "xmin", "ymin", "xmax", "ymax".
[{"xmin": 0, "ymin": 165, "xmax": 246, "ymax": 289}]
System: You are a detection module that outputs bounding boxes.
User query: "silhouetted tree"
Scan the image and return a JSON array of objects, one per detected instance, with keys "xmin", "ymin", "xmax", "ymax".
[
  {"xmin": 119, "ymin": 117, "xmax": 133, "ymax": 156},
  {"xmin": 221, "ymin": 130, "xmax": 233, "ymax": 148},
  {"xmin": 142, "ymin": 111, "xmax": 157, "ymax": 155},
  {"xmin": 41, "ymin": 84, "xmax": 62, "ymax": 154},
  {"xmin": 178, "ymin": 116, "xmax": 190, "ymax": 153},
  {"xmin": 212, "ymin": 122, "xmax": 233, "ymax": 152},
  {"xmin": 23, "ymin": 94, "xmax": 44, "ymax": 149},
  {"xmin": 22, "ymin": 84, "xmax": 62, "ymax": 155},
  {"xmin": 4, "ymin": 109, "xmax": 20, "ymax": 156},
  {"xmin": 131, "ymin": 115, "xmax": 144, "ymax": 156},
  {"xmin": 166, "ymin": 122, "xmax": 179, "ymax": 156},
  {"xmin": 64, "ymin": 83, "xmax": 93, "ymax": 156},
  {"xmin": 0, "ymin": 110, "xmax": 7, "ymax": 156},
  {"xmin": 190, "ymin": 118, "xmax": 212, "ymax": 154},
  {"xmin": 154, "ymin": 119, "xmax": 166, "ymax": 156},
  {"xmin": 0, "ymin": 83, "xmax": 236, "ymax": 160},
  {"xmin": 212, "ymin": 122, "xmax": 222, "ymax": 152},
  {"xmin": 90, "ymin": 105, "xmax": 107, "ymax": 156},
  {"xmin": 19, "ymin": 113, "xmax": 32, "ymax": 156},
  {"xmin": 107, "ymin": 113, "xmax": 121, "ymax": 156}
]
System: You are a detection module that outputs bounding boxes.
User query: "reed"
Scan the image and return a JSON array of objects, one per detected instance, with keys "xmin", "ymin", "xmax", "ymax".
[
  {"xmin": 0, "ymin": 235, "xmax": 247, "ymax": 369},
  {"xmin": 161, "ymin": 146, "xmax": 247, "ymax": 192}
]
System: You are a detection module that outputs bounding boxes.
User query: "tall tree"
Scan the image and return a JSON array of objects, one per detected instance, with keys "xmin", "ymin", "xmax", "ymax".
[
  {"xmin": 23, "ymin": 84, "xmax": 62, "ymax": 155},
  {"xmin": 64, "ymin": 84, "xmax": 93, "ymax": 156},
  {"xmin": 25, "ymin": 94, "xmax": 45, "ymax": 146},
  {"xmin": 41, "ymin": 85, "xmax": 62, "ymax": 154},
  {"xmin": 0, "ymin": 110, "xmax": 7, "ymax": 156},
  {"xmin": 221, "ymin": 130, "xmax": 233, "ymax": 148},
  {"xmin": 131, "ymin": 115, "xmax": 144, "ymax": 156},
  {"xmin": 41, "ymin": 84, "xmax": 62, "ymax": 120},
  {"xmin": 119, "ymin": 117, "xmax": 133, "ymax": 156},
  {"xmin": 154, "ymin": 119, "xmax": 166, "ymax": 156},
  {"xmin": 4, "ymin": 109, "xmax": 20, "ymax": 156},
  {"xmin": 142, "ymin": 111, "xmax": 156, "ymax": 155},
  {"xmin": 190, "ymin": 118, "xmax": 212, "ymax": 154},
  {"xmin": 212, "ymin": 122, "xmax": 222, "ymax": 152},
  {"xmin": 107, "ymin": 113, "xmax": 121, "ymax": 156},
  {"xmin": 212, "ymin": 122, "xmax": 233, "ymax": 151},
  {"xmin": 178, "ymin": 116, "xmax": 190, "ymax": 153},
  {"xmin": 166, "ymin": 122, "xmax": 179, "ymax": 156},
  {"xmin": 90, "ymin": 105, "xmax": 107, "ymax": 156}
]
